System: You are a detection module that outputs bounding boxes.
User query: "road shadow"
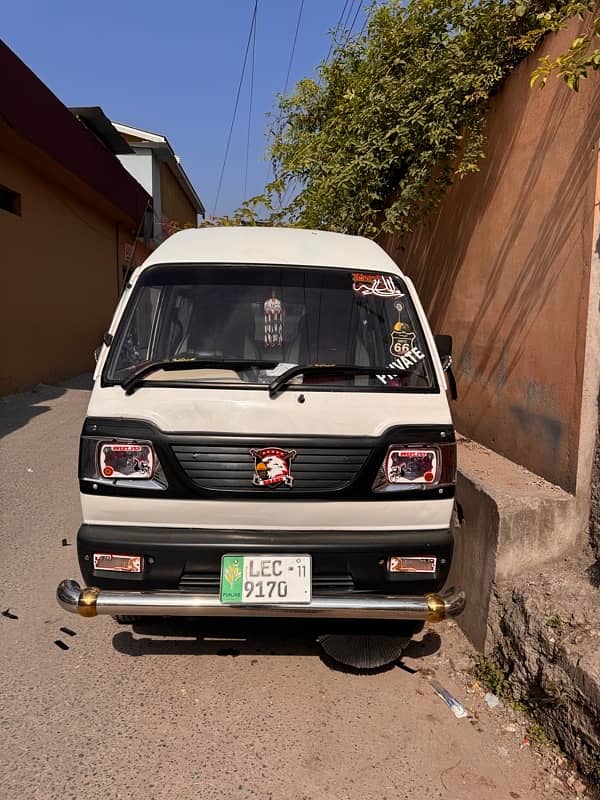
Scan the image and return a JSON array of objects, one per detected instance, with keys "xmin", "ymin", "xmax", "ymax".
[
  {"xmin": 111, "ymin": 618, "xmax": 441, "ymax": 674},
  {"xmin": 0, "ymin": 373, "xmax": 92, "ymax": 439}
]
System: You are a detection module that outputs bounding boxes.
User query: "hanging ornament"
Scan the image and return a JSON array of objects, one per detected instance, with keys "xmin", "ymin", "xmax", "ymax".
[{"xmin": 264, "ymin": 293, "xmax": 283, "ymax": 348}]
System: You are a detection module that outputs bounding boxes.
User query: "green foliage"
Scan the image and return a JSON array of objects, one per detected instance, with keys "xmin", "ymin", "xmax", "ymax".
[
  {"xmin": 247, "ymin": 0, "xmax": 599, "ymax": 237},
  {"xmin": 471, "ymin": 654, "xmax": 512, "ymax": 698},
  {"xmin": 545, "ymin": 614, "xmax": 565, "ymax": 629},
  {"xmin": 585, "ymin": 754, "xmax": 600, "ymax": 781},
  {"xmin": 528, "ymin": 2, "xmax": 600, "ymax": 90},
  {"xmin": 526, "ymin": 721, "xmax": 550, "ymax": 748}
]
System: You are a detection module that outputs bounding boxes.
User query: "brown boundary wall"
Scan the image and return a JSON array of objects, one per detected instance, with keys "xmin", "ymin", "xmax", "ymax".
[
  {"xmin": 0, "ymin": 128, "xmax": 145, "ymax": 395},
  {"xmin": 379, "ymin": 21, "xmax": 600, "ymax": 493}
]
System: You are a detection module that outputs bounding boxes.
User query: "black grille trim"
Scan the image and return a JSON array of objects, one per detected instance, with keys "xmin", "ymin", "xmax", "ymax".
[
  {"xmin": 179, "ymin": 572, "xmax": 355, "ymax": 594},
  {"xmin": 172, "ymin": 441, "xmax": 371, "ymax": 493}
]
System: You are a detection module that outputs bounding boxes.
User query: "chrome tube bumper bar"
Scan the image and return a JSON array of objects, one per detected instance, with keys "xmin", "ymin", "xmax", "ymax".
[{"xmin": 57, "ymin": 580, "xmax": 465, "ymax": 622}]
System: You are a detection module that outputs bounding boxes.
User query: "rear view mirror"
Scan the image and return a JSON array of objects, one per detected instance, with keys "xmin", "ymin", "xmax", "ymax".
[
  {"xmin": 94, "ymin": 332, "xmax": 113, "ymax": 363},
  {"xmin": 434, "ymin": 334, "xmax": 457, "ymax": 401},
  {"xmin": 434, "ymin": 334, "xmax": 452, "ymax": 370}
]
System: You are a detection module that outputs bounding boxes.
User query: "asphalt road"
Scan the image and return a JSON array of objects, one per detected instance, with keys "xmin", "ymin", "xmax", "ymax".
[{"xmin": 0, "ymin": 378, "xmax": 570, "ymax": 800}]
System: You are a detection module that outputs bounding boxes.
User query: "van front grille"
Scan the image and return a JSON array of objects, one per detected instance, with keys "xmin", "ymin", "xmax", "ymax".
[{"xmin": 171, "ymin": 439, "xmax": 371, "ymax": 494}]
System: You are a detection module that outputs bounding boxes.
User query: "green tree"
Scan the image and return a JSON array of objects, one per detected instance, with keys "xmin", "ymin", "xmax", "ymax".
[{"xmin": 249, "ymin": 0, "xmax": 598, "ymax": 237}]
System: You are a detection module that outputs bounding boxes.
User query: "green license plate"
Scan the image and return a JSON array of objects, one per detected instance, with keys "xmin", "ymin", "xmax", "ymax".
[{"xmin": 220, "ymin": 554, "xmax": 312, "ymax": 604}]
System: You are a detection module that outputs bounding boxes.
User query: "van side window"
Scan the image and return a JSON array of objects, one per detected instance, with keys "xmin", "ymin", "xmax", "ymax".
[{"xmin": 114, "ymin": 286, "xmax": 160, "ymax": 372}]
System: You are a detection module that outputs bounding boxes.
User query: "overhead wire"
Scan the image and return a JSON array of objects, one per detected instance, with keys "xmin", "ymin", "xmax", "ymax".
[
  {"xmin": 341, "ymin": 0, "xmax": 358, "ymax": 32},
  {"xmin": 336, "ymin": 0, "xmax": 362, "ymax": 52},
  {"xmin": 283, "ymin": 0, "xmax": 304, "ymax": 96},
  {"xmin": 263, "ymin": 0, "xmax": 305, "ymax": 204},
  {"xmin": 325, "ymin": 0, "xmax": 351, "ymax": 64},
  {"xmin": 345, "ymin": 1, "xmax": 363, "ymax": 44},
  {"xmin": 212, "ymin": 0, "xmax": 258, "ymax": 218},
  {"xmin": 244, "ymin": 5, "xmax": 257, "ymax": 201}
]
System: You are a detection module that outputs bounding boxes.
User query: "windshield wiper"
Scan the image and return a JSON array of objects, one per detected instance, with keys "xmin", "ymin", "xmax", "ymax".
[
  {"xmin": 121, "ymin": 359, "xmax": 278, "ymax": 395},
  {"xmin": 268, "ymin": 364, "xmax": 399, "ymax": 398}
]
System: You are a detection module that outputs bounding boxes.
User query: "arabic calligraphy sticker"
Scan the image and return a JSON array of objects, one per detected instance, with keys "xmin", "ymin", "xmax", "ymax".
[{"xmin": 352, "ymin": 273, "xmax": 404, "ymax": 299}]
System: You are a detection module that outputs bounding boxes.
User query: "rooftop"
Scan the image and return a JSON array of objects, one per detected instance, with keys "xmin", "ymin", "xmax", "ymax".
[
  {"xmin": 112, "ymin": 121, "xmax": 205, "ymax": 217},
  {"xmin": 141, "ymin": 226, "xmax": 402, "ymax": 273},
  {"xmin": 0, "ymin": 42, "xmax": 151, "ymax": 227}
]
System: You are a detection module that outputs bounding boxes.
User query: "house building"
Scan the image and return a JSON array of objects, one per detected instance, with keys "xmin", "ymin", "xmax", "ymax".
[
  {"xmin": 112, "ymin": 121, "xmax": 205, "ymax": 240},
  {"xmin": 70, "ymin": 111, "xmax": 205, "ymax": 248},
  {"xmin": 0, "ymin": 42, "xmax": 152, "ymax": 395}
]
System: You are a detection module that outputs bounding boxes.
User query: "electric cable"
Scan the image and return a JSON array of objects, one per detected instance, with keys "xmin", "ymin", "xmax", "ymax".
[
  {"xmin": 263, "ymin": 0, "xmax": 304, "ymax": 201},
  {"xmin": 345, "ymin": 1, "xmax": 363, "ymax": 43},
  {"xmin": 325, "ymin": 0, "xmax": 350, "ymax": 64},
  {"xmin": 337, "ymin": 0, "xmax": 361, "ymax": 52},
  {"xmin": 212, "ymin": 0, "xmax": 258, "ymax": 218},
  {"xmin": 244, "ymin": 5, "xmax": 257, "ymax": 201},
  {"xmin": 341, "ymin": 0, "xmax": 358, "ymax": 32},
  {"xmin": 283, "ymin": 0, "xmax": 304, "ymax": 96}
]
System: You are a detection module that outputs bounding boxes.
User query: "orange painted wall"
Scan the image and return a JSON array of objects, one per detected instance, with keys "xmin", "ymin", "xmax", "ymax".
[
  {"xmin": 379, "ymin": 23, "xmax": 600, "ymax": 492},
  {"xmin": 159, "ymin": 161, "xmax": 197, "ymax": 230},
  {"xmin": 1, "ymin": 134, "xmax": 123, "ymax": 394}
]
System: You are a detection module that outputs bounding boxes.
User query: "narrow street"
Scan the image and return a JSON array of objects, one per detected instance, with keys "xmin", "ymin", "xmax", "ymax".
[{"xmin": 0, "ymin": 379, "xmax": 570, "ymax": 800}]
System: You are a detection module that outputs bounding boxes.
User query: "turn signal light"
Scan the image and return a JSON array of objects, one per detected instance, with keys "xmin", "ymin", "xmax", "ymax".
[
  {"xmin": 93, "ymin": 553, "xmax": 143, "ymax": 573},
  {"xmin": 388, "ymin": 556, "xmax": 437, "ymax": 574}
]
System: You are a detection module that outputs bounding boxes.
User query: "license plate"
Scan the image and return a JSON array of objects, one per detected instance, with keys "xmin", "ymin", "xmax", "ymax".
[{"xmin": 219, "ymin": 554, "xmax": 312, "ymax": 604}]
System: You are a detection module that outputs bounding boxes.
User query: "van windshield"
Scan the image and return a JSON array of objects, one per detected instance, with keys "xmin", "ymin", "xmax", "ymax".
[{"xmin": 103, "ymin": 264, "xmax": 437, "ymax": 392}]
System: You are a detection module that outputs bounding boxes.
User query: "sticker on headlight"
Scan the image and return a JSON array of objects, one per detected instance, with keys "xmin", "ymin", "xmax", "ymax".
[
  {"xmin": 386, "ymin": 449, "xmax": 437, "ymax": 484},
  {"xmin": 99, "ymin": 443, "xmax": 155, "ymax": 479}
]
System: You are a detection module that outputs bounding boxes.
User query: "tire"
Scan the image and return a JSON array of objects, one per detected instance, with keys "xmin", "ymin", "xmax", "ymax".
[{"xmin": 113, "ymin": 615, "xmax": 144, "ymax": 624}]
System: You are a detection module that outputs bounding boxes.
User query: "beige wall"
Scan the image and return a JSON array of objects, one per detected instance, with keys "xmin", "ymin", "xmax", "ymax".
[
  {"xmin": 379, "ymin": 22, "xmax": 600, "ymax": 492},
  {"xmin": 0, "ymin": 131, "xmax": 125, "ymax": 394},
  {"xmin": 159, "ymin": 161, "xmax": 197, "ymax": 230}
]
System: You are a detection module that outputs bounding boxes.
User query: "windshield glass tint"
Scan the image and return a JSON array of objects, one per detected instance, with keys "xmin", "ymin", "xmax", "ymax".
[{"xmin": 104, "ymin": 264, "xmax": 436, "ymax": 391}]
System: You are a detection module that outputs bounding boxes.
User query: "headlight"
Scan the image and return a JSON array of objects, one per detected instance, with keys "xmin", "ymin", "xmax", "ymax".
[
  {"xmin": 79, "ymin": 437, "xmax": 167, "ymax": 489},
  {"xmin": 98, "ymin": 442, "xmax": 155, "ymax": 479},
  {"xmin": 372, "ymin": 443, "xmax": 455, "ymax": 493}
]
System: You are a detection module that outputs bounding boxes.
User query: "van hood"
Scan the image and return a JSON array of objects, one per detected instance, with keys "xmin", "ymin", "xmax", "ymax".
[{"xmin": 87, "ymin": 385, "xmax": 451, "ymax": 436}]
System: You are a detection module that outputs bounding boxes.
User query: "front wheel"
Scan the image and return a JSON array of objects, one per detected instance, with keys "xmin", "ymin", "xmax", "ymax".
[{"xmin": 112, "ymin": 615, "xmax": 145, "ymax": 624}]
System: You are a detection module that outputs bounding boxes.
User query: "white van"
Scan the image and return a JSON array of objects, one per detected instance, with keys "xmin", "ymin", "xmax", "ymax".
[{"xmin": 57, "ymin": 227, "xmax": 464, "ymax": 629}]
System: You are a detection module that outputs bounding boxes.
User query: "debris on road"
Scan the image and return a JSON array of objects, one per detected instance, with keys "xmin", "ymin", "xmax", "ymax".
[
  {"xmin": 54, "ymin": 640, "xmax": 69, "ymax": 651},
  {"xmin": 485, "ymin": 692, "xmax": 500, "ymax": 708},
  {"xmin": 2, "ymin": 608, "xmax": 18, "ymax": 620},
  {"xmin": 429, "ymin": 679, "xmax": 468, "ymax": 718},
  {"xmin": 61, "ymin": 538, "xmax": 70, "ymax": 546},
  {"xmin": 59, "ymin": 627, "xmax": 76, "ymax": 637}
]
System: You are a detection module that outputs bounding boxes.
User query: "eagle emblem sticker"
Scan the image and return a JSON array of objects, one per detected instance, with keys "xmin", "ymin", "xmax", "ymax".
[{"xmin": 250, "ymin": 447, "xmax": 296, "ymax": 488}]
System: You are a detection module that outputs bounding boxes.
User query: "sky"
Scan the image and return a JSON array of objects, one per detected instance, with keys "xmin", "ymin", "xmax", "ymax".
[{"xmin": 2, "ymin": 0, "xmax": 368, "ymax": 218}]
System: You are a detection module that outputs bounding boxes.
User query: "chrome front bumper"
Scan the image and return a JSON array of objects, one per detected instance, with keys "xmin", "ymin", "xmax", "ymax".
[{"xmin": 57, "ymin": 580, "xmax": 466, "ymax": 622}]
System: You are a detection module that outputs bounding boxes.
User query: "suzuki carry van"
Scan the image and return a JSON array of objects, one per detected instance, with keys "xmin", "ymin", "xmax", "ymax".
[{"xmin": 57, "ymin": 227, "xmax": 465, "ymax": 628}]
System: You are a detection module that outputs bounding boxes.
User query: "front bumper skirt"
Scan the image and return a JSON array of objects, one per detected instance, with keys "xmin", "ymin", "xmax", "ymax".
[{"xmin": 57, "ymin": 579, "xmax": 465, "ymax": 622}]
